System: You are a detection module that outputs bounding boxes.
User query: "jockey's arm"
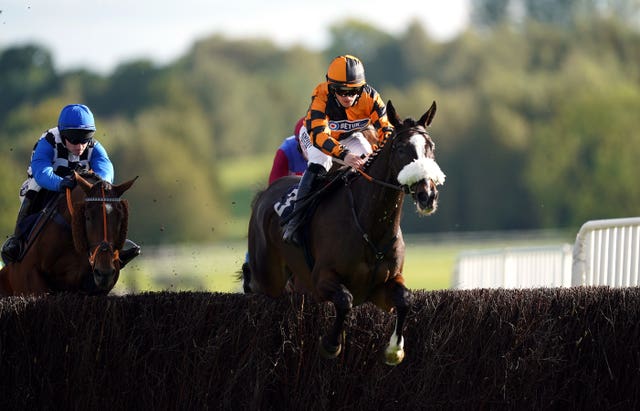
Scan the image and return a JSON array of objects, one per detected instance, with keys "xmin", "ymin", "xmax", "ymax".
[
  {"xmin": 31, "ymin": 139, "xmax": 66, "ymax": 192},
  {"xmin": 89, "ymin": 141, "xmax": 115, "ymax": 183}
]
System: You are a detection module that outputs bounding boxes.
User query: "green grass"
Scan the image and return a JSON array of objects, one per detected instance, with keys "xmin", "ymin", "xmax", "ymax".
[
  {"xmin": 113, "ymin": 231, "xmax": 572, "ymax": 294},
  {"xmin": 113, "ymin": 242, "xmax": 248, "ymax": 294},
  {"xmin": 403, "ymin": 242, "xmax": 460, "ymax": 290}
]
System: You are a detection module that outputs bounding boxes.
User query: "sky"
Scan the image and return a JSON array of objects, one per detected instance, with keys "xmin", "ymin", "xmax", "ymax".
[{"xmin": 1, "ymin": 0, "xmax": 470, "ymax": 74}]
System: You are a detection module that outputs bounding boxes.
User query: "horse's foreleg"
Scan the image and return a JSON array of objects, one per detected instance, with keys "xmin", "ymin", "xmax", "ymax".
[
  {"xmin": 384, "ymin": 282, "xmax": 412, "ymax": 365},
  {"xmin": 320, "ymin": 283, "xmax": 352, "ymax": 359},
  {"xmin": 0, "ymin": 266, "xmax": 14, "ymax": 296}
]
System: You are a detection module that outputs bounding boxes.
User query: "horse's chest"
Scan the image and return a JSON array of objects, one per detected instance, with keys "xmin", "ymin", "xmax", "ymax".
[{"xmin": 338, "ymin": 259, "xmax": 396, "ymax": 291}]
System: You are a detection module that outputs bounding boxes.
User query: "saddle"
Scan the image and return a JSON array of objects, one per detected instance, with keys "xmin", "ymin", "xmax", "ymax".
[
  {"xmin": 16, "ymin": 191, "xmax": 66, "ymax": 261},
  {"xmin": 274, "ymin": 168, "xmax": 352, "ymax": 225}
]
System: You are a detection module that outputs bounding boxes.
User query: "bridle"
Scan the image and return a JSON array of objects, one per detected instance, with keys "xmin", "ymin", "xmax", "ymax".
[
  {"xmin": 66, "ymin": 184, "xmax": 123, "ymax": 270},
  {"xmin": 339, "ymin": 127, "xmax": 434, "ymax": 275},
  {"xmin": 351, "ymin": 127, "xmax": 435, "ymax": 194}
]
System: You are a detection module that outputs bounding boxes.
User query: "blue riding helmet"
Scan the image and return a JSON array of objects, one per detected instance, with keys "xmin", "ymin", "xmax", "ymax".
[{"xmin": 58, "ymin": 104, "xmax": 96, "ymax": 131}]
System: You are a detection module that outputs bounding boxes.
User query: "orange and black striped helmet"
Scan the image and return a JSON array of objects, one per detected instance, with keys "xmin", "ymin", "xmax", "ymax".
[{"xmin": 326, "ymin": 55, "xmax": 366, "ymax": 88}]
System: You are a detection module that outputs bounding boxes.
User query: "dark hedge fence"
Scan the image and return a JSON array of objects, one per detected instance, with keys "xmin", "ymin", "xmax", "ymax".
[{"xmin": 1, "ymin": 287, "xmax": 639, "ymax": 410}]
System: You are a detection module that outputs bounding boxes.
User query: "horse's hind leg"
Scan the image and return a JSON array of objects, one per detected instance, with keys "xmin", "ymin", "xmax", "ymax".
[
  {"xmin": 319, "ymin": 283, "xmax": 353, "ymax": 359},
  {"xmin": 247, "ymin": 244, "xmax": 290, "ymax": 297}
]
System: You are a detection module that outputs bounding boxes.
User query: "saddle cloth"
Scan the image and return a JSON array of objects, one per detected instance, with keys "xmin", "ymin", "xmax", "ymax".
[{"xmin": 273, "ymin": 185, "xmax": 299, "ymax": 219}]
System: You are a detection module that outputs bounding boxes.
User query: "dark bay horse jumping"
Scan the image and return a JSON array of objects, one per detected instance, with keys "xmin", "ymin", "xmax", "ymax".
[
  {"xmin": 0, "ymin": 171, "xmax": 137, "ymax": 296},
  {"xmin": 244, "ymin": 101, "xmax": 445, "ymax": 365}
]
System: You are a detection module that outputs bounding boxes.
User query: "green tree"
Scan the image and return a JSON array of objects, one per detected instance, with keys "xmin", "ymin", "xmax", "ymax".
[
  {"xmin": 179, "ymin": 36, "xmax": 322, "ymax": 157},
  {"xmin": 0, "ymin": 45, "xmax": 59, "ymax": 124},
  {"xmin": 527, "ymin": 87, "xmax": 640, "ymax": 228},
  {"xmin": 105, "ymin": 106, "xmax": 225, "ymax": 244}
]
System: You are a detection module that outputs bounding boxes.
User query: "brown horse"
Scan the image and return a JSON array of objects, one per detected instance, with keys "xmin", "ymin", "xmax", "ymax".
[
  {"xmin": 244, "ymin": 101, "xmax": 445, "ymax": 365},
  {"xmin": 0, "ymin": 171, "xmax": 137, "ymax": 296}
]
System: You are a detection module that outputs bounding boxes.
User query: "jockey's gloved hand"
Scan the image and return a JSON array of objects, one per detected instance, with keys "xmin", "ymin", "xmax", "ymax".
[{"xmin": 59, "ymin": 175, "xmax": 77, "ymax": 191}]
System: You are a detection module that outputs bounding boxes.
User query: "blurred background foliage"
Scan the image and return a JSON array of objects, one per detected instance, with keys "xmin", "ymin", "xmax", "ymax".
[{"xmin": 1, "ymin": 0, "xmax": 639, "ymax": 247}]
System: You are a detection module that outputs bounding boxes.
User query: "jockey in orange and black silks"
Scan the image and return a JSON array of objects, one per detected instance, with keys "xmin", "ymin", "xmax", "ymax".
[
  {"xmin": 283, "ymin": 54, "xmax": 394, "ymax": 246},
  {"xmin": 305, "ymin": 81, "xmax": 393, "ymax": 161},
  {"xmin": 304, "ymin": 54, "xmax": 393, "ymax": 163}
]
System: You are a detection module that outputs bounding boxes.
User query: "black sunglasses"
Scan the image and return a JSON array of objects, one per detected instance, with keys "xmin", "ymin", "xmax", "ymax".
[
  {"xmin": 333, "ymin": 87, "xmax": 362, "ymax": 97},
  {"xmin": 66, "ymin": 136, "xmax": 92, "ymax": 145},
  {"xmin": 62, "ymin": 130, "xmax": 94, "ymax": 145}
]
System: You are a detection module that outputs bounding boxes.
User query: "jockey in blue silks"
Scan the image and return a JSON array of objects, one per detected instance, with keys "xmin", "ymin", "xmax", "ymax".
[{"xmin": 1, "ymin": 104, "xmax": 140, "ymax": 266}]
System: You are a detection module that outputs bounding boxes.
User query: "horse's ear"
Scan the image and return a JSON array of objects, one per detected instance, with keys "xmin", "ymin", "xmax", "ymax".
[
  {"xmin": 74, "ymin": 171, "xmax": 93, "ymax": 194},
  {"xmin": 418, "ymin": 101, "xmax": 437, "ymax": 127},
  {"xmin": 386, "ymin": 100, "xmax": 402, "ymax": 128},
  {"xmin": 113, "ymin": 176, "xmax": 138, "ymax": 197}
]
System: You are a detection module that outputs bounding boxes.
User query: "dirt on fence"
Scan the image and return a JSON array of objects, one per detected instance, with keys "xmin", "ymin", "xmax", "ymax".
[{"xmin": 0, "ymin": 287, "xmax": 639, "ymax": 410}]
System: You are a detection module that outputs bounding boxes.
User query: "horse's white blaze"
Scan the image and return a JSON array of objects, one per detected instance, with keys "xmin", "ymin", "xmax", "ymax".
[
  {"xmin": 104, "ymin": 203, "xmax": 114, "ymax": 214},
  {"xmin": 410, "ymin": 134, "xmax": 427, "ymax": 160},
  {"xmin": 397, "ymin": 135, "xmax": 446, "ymax": 187}
]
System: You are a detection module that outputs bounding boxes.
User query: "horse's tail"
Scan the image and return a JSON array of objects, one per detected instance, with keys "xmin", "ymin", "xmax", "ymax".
[
  {"xmin": 241, "ymin": 189, "xmax": 267, "ymax": 294},
  {"xmin": 239, "ymin": 262, "xmax": 252, "ymax": 293}
]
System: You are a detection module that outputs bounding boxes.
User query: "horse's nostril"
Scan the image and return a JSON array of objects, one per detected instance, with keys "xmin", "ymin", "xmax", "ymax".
[{"xmin": 417, "ymin": 192, "xmax": 429, "ymax": 203}]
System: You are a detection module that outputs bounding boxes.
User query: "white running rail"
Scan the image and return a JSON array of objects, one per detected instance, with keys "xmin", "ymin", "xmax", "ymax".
[
  {"xmin": 572, "ymin": 217, "xmax": 640, "ymax": 287},
  {"xmin": 452, "ymin": 244, "xmax": 573, "ymax": 289}
]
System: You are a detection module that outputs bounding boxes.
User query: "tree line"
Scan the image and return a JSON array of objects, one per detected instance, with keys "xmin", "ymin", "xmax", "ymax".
[{"xmin": 1, "ymin": 1, "xmax": 639, "ymax": 245}]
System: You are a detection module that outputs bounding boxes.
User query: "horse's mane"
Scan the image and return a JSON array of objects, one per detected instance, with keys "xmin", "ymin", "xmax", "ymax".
[
  {"xmin": 75, "ymin": 170, "xmax": 118, "ymax": 194},
  {"xmin": 77, "ymin": 170, "xmax": 106, "ymax": 186},
  {"xmin": 362, "ymin": 143, "xmax": 386, "ymax": 173},
  {"xmin": 361, "ymin": 124, "xmax": 399, "ymax": 173}
]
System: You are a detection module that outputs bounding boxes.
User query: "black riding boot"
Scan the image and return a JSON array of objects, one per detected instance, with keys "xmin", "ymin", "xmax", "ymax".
[
  {"xmin": 118, "ymin": 239, "xmax": 141, "ymax": 268},
  {"xmin": 1, "ymin": 198, "xmax": 33, "ymax": 264},
  {"xmin": 282, "ymin": 163, "xmax": 322, "ymax": 246}
]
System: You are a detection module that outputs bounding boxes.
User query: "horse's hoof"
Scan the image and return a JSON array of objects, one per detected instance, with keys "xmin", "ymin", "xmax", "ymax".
[
  {"xmin": 384, "ymin": 346, "xmax": 405, "ymax": 366},
  {"xmin": 319, "ymin": 336, "xmax": 342, "ymax": 359}
]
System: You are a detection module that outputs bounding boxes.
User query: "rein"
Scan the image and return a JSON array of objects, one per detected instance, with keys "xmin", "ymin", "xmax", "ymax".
[
  {"xmin": 334, "ymin": 131, "xmax": 426, "ymax": 194},
  {"xmin": 66, "ymin": 185, "xmax": 121, "ymax": 269},
  {"xmin": 352, "ymin": 167, "xmax": 413, "ymax": 194},
  {"xmin": 345, "ymin": 183, "xmax": 398, "ymax": 260},
  {"xmin": 338, "ymin": 128, "xmax": 434, "ymax": 284},
  {"xmin": 333, "ymin": 158, "xmax": 412, "ymax": 193}
]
